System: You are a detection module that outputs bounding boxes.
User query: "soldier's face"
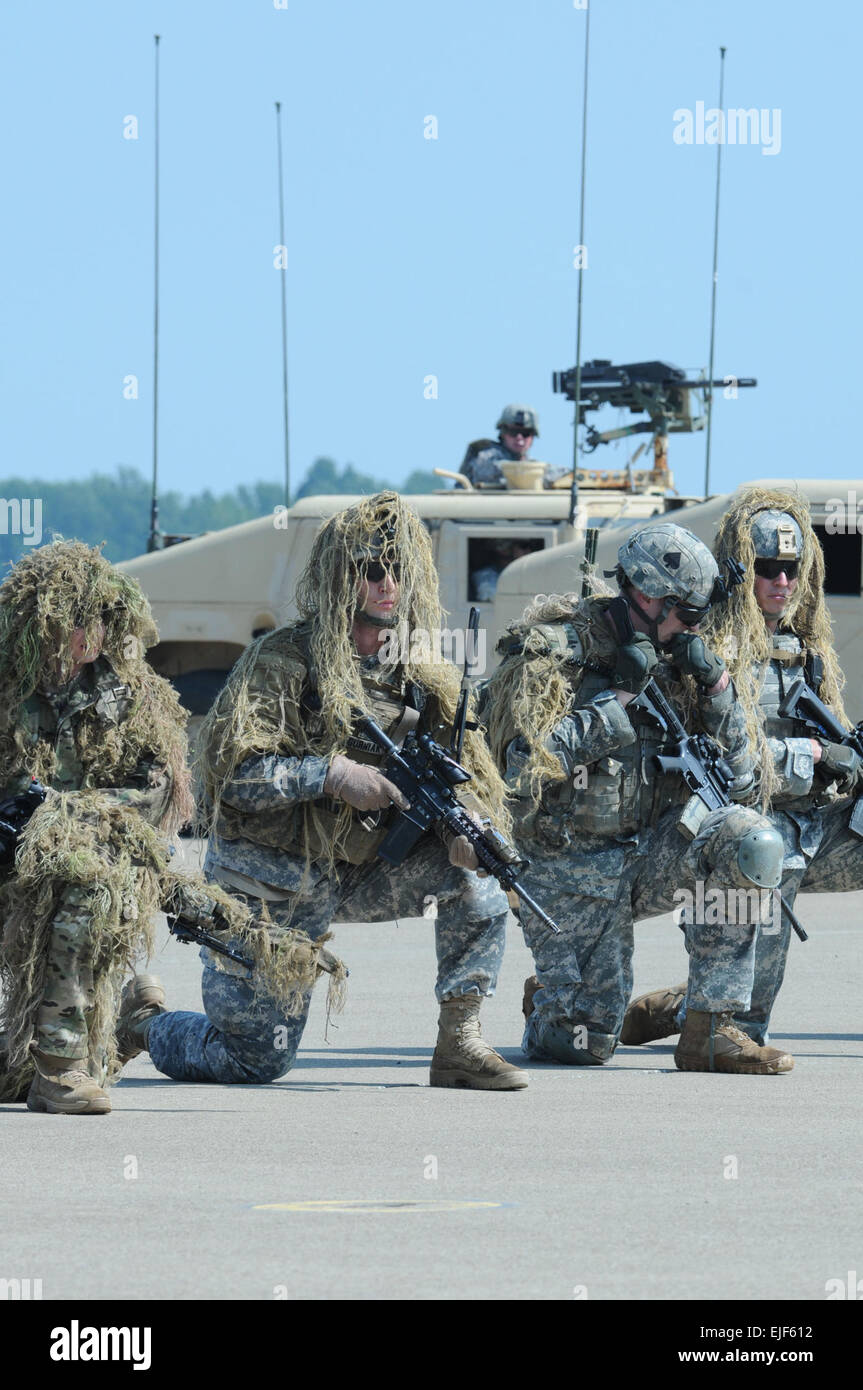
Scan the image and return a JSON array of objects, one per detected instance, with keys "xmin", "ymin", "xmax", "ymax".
[
  {"xmin": 634, "ymin": 594, "xmax": 699, "ymax": 643},
  {"xmin": 356, "ymin": 567, "xmax": 400, "ymax": 621},
  {"xmin": 754, "ymin": 568, "xmax": 797, "ymax": 620},
  {"xmin": 501, "ymin": 428, "xmax": 534, "ymax": 460},
  {"xmin": 657, "ymin": 607, "xmax": 698, "ymax": 643},
  {"xmin": 69, "ymin": 623, "xmax": 105, "ymax": 669}
]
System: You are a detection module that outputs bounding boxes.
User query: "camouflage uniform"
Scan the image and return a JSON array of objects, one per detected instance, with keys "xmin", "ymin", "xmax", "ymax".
[
  {"xmin": 459, "ymin": 443, "xmax": 567, "ymax": 490},
  {"xmin": 504, "ymin": 602, "xmax": 777, "ymax": 1063},
  {"xmin": 148, "ymin": 641, "xmax": 509, "ymax": 1084},
  {"xmin": 4, "ymin": 660, "xmax": 172, "ymax": 1060},
  {"xmin": 725, "ymin": 631, "xmax": 863, "ymax": 1043},
  {"xmin": 656, "ymin": 508, "xmax": 863, "ymax": 1043},
  {"xmin": 460, "ymin": 441, "xmax": 525, "ymax": 488}
]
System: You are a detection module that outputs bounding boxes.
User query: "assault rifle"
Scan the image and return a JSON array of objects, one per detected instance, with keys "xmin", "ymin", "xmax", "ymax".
[
  {"xmin": 166, "ymin": 910, "xmax": 254, "ymax": 970},
  {"xmin": 0, "ymin": 780, "xmax": 48, "ymax": 867},
  {"xmin": 778, "ymin": 678, "xmax": 863, "ymax": 760},
  {"xmin": 358, "ymin": 716, "xmax": 560, "ymax": 934},
  {"xmin": 607, "ymin": 596, "xmax": 809, "ymax": 943}
]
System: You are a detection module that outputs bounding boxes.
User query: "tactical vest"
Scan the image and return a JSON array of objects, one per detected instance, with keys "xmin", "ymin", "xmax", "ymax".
[
  {"xmin": 507, "ymin": 599, "xmax": 693, "ymax": 845},
  {"xmin": 221, "ymin": 625, "xmax": 433, "ymax": 866},
  {"xmin": 11, "ymin": 660, "xmax": 132, "ymax": 794},
  {"xmin": 757, "ymin": 633, "xmax": 831, "ymax": 811}
]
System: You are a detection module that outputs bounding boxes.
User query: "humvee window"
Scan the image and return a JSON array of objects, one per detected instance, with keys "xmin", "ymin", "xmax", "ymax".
[
  {"xmin": 468, "ymin": 536, "xmax": 545, "ymax": 602},
  {"xmin": 812, "ymin": 526, "xmax": 862, "ymax": 596}
]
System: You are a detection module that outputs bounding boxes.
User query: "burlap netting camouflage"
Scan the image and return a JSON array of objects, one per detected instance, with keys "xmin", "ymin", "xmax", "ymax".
[
  {"xmin": 484, "ymin": 580, "xmax": 617, "ymax": 809},
  {"xmin": 0, "ymin": 792, "xmax": 346, "ymax": 1101},
  {"xmin": 0, "ymin": 539, "xmax": 193, "ymax": 835},
  {"xmin": 701, "ymin": 484, "xmax": 849, "ymax": 808},
  {"xmin": 0, "ymin": 542, "xmax": 345, "ymax": 1100},
  {"xmin": 197, "ymin": 491, "xmax": 511, "ymax": 874}
]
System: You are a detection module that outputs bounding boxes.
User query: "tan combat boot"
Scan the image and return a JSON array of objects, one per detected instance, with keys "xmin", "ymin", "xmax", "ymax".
[
  {"xmin": 116, "ymin": 973, "xmax": 166, "ymax": 1065},
  {"xmin": 522, "ymin": 975, "xmax": 541, "ymax": 1020},
  {"xmin": 430, "ymin": 995, "xmax": 529, "ymax": 1090},
  {"xmin": 27, "ymin": 1050, "xmax": 111, "ymax": 1115},
  {"xmin": 674, "ymin": 1010, "xmax": 793, "ymax": 1075},
  {"xmin": 620, "ymin": 982, "xmax": 687, "ymax": 1045}
]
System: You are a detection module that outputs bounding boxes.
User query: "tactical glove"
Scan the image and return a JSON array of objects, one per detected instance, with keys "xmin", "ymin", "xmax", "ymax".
[
  {"xmin": 324, "ymin": 755, "xmax": 410, "ymax": 813},
  {"xmin": 667, "ymin": 633, "xmax": 726, "ymax": 688},
  {"xmin": 612, "ymin": 634, "xmax": 658, "ymax": 694},
  {"xmin": 445, "ymin": 807, "xmax": 487, "ymax": 874},
  {"xmin": 816, "ymin": 741, "xmax": 862, "ymax": 793},
  {"xmin": 448, "ymin": 835, "xmax": 480, "ymax": 870}
]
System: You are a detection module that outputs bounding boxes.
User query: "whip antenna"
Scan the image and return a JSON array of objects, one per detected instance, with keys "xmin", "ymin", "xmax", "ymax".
[
  {"xmin": 703, "ymin": 45, "xmax": 726, "ymax": 497},
  {"xmin": 275, "ymin": 101, "xmax": 291, "ymax": 508},
  {"xmin": 568, "ymin": 1, "xmax": 591, "ymax": 529},
  {"xmin": 147, "ymin": 34, "xmax": 162, "ymax": 552}
]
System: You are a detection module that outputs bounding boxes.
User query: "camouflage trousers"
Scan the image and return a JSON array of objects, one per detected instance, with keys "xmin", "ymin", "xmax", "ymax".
[
  {"xmin": 520, "ymin": 801, "xmax": 777, "ymax": 1063},
  {"xmin": 35, "ymin": 883, "xmax": 95, "ymax": 1060},
  {"xmin": 147, "ymin": 838, "xmax": 509, "ymax": 1084},
  {"xmin": 721, "ymin": 795, "xmax": 863, "ymax": 1043}
]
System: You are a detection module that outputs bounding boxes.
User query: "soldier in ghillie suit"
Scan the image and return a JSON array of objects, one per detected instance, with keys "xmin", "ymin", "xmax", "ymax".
[
  {"xmin": 485, "ymin": 520, "xmax": 796, "ymax": 1075},
  {"xmin": 138, "ymin": 492, "xmax": 527, "ymax": 1090},
  {"xmin": 0, "ymin": 541, "xmax": 194, "ymax": 1113},
  {"xmin": 0, "ymin": 542, "xmax": 341, "ymax": 1114},
  {"xmin": 623, "ymin": 488, "xmax": 863, "ymax": 1050}
]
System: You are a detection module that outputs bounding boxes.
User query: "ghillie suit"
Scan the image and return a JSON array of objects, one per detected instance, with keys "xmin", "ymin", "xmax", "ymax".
[
  {"xmin": 0, "ymin": 541, "xmax": 346, "ymax": 1103},
  {"xmin": 485, "ymin": 582, "xmax": 615, "ymax": 814},
  {"xmin": 154, "ymin": 493, "xmax": 522, "ymax": 1090},
  {"xmin": 199, "ymin": 490, "xmax": 510, "ymax": 878},
  {"xmin": 0, "ymin": 541, "xmax": 194, "ymax": 1100},
  {"xmin": 701, "ymin": 485, "xmax": 849, "ymax": 810},
  {"xmin": 157, "ymin": 872, "xmax": 347, "ymax": 1021}
]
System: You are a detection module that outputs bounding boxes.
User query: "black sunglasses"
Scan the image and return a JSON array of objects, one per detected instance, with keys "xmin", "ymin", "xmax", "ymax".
[
  {"xmin": 674, "ymin": 602, "xmax": 711, "ymax": 627},
  {"xmin": 362, "ymin": 561, "xmax": 400, "ymax": 584},
  {"xmin": 754, "ymin": 559, "xmax": 799, "ymax": 580}
]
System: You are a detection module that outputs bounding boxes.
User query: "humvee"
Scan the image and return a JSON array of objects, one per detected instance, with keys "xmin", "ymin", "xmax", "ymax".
[
  {"xmin": 491, "ymin": 478, "xmax": 863, "ymax": 719},
  {"xmin": 118, "ymin": 479, "xmax": 695, "ymax": 710}
]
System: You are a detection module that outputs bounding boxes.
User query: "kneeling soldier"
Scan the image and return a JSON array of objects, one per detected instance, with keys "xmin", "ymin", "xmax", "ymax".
[{"xmin": 485, "ymin": 521, "xmax": 793, "ymax": 1074}]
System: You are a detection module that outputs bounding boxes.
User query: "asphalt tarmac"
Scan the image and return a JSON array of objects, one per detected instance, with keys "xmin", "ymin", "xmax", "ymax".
[{"xmin": 1, "ymin": 839, "xmax": 860, "ymax": 1304}]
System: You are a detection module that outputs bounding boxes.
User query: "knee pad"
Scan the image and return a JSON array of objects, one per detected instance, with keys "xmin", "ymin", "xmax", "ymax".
[
  {"xmin": 532, "ymin": 1020, "xmax": 615, "ymax": 1066},
  {"xmin": 737, "ymin": 825, "xmax": 784, "ymax": 889}
]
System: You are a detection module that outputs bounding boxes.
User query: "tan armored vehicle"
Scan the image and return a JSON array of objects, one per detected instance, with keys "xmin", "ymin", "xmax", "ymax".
[
  {"xmin": 117, "ymin": 468, "xmax": 694, "ymax": 709},
  {"xmin": 492, "ymin": 477, "xmax": 863, "ymax": 718}
]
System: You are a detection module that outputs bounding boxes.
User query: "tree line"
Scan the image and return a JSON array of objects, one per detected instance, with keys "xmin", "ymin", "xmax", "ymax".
[{"xmin": 0, "ymin": 459, "xmax": 441, "ymax": 567}]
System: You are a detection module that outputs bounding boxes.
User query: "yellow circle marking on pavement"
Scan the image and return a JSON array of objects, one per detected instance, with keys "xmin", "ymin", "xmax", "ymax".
[{"xmin": 252, "ymin": 1199, "xmax": 504, "ymax": 1213}]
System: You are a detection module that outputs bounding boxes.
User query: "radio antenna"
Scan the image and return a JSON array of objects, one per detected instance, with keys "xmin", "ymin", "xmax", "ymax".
[
  {"xmin": 567, "ymin": 2, "xmax": 591, "ymax": 529},
  {"xmin": 703, "ymin": 45, "xmax": 726, "ymax": 497}
]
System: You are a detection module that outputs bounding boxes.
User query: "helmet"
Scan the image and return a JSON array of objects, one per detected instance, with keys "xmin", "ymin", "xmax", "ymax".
[
  {"xmin": 750, "ymin": 509, "xmax": 803, "ymax": 560},
  {"xmin": 617, "ymin": 522, "xmax": 719, "ymax": 609},
  {"xmin": 496, "ymin": 403, "xmax": 539, "ymax": 437}
]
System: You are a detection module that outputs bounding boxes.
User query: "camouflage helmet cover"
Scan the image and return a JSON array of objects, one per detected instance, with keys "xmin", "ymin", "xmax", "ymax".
[
  {"xmin": 749, "ymin": 509, "xmax": 803, "ymax": 561},
  {"xmin": 496, "ymin": 403, "xmax": 540, "ymax": 437},
  {"xmin": 618, "ymin": 521, "xmax": 719, "ymax": 608}
]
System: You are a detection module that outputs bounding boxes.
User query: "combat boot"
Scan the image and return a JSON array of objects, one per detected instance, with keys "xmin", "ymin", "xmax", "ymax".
[
  {"xmin": 522, "ymin": 975, "xmax": 540, "ymax": 1020},
  {"xmin": 27, "ymin": 1051, "xmax": 111, "ymax": 1115},
  {"xmin": 116, "ymin": 973, "xmax": 166, "ymax": 1065},
  {"xmin": 620, "ymin": 982, "xmax": 687, "ymax": 1045},
  {"xmin": 430, "ymin": 995, "xmax": 528, "ymax": 1090},
  {"xmin": 674, "ymin": 1010, "xmax": 793, "ymax": 1075}
]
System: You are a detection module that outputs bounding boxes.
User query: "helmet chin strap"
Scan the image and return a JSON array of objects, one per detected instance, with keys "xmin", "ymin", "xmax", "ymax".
[{"xmin": 621, "ymin": 591, "xmax": 680, "ymax": 648}]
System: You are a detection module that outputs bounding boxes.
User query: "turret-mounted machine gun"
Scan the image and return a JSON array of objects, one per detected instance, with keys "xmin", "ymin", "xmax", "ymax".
[{"xmin": 552, "ymin": 359, "xmax": 756, "ymax": 487}]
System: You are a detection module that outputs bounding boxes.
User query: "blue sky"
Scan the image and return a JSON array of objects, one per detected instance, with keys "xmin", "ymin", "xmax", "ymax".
[{"xmin": 2, "ymin": 0, "xmax": 858, "ymax": 505}]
